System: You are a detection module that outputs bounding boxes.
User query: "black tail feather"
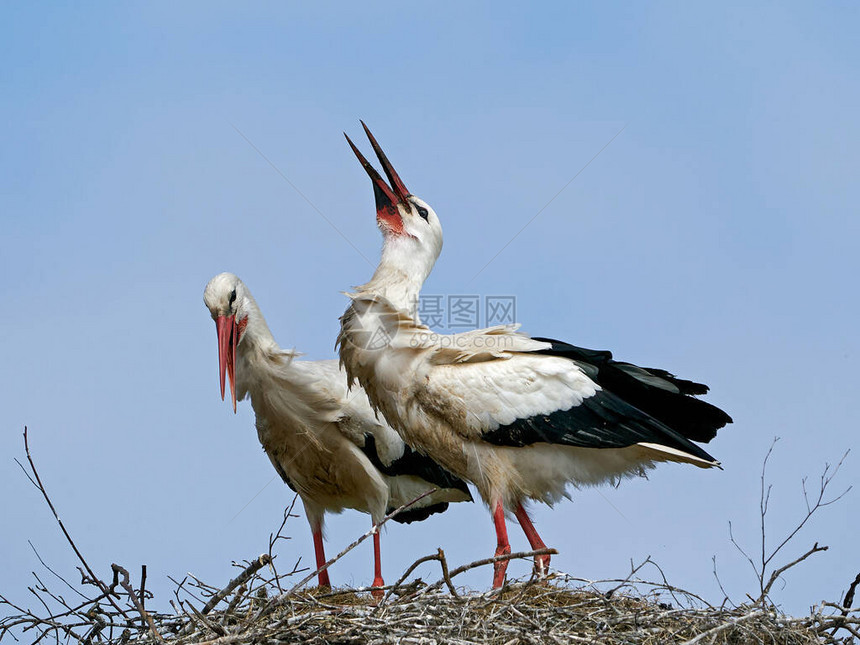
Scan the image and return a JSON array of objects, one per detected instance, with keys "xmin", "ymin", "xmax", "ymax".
[{"xmin": 532, "ymin": 337, "xmax": 732, "ymax": 444}]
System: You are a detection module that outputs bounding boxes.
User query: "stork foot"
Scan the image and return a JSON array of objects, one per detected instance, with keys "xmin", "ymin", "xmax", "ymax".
[
  {"xmin": 533, "ymin": 553, "xmax": 551, "ymax": 579},
  {"xmin": 317, "ymin": 570, "xmax": 332, "ymax": 589},
  {"xmin": 371, "ymin": 576, "xmax": 385, "ymax": 600},
  {"xmin": 492, "ymin": 544, "xmax": 511, "ymax": 589}
]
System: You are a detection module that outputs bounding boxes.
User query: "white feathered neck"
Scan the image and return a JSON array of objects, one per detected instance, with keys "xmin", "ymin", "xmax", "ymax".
[
  {"xmin": 230, "ymin": 286, "xmax": 343, "ymax": 431},
  {"xmin": 355, "ymin": 225, "xmax": 441, "ymax": 316}
]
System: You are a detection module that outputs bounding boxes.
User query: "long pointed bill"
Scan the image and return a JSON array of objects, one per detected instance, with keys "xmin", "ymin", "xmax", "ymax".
[
  {"xmin": 215, "ymin": 314, "xmax": 238, "ymax": 412},
  {"xmin": 344, "ymin": 132, "xmax": 406, "ymax": 235},
  {"xmin": 360, "ymin": 120, "xmax": 411, "ymax": 212}
]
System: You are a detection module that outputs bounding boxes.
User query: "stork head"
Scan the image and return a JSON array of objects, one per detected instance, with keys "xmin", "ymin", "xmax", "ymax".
[
  {"xmin": 345, "ymin": 122, "xmax": 443, "ymax": 282},
  {"xmin": 203, "ymin": 272, "xmax": 250, "ymax": 413}
]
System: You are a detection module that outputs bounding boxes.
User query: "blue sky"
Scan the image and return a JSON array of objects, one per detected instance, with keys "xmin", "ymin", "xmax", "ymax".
[{"xmin": 2, "ymin": 2, "xmax": 858, "ymax": 618}]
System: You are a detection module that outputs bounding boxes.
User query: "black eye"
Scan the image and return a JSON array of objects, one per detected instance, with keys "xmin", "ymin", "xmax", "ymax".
[
  {"xmin": 229, "ymin": 289, "xmax": 237, "ymax": 306},
  {"xmin": 417, "ymin": 206, "xmax": 429, "ymax": 221}
]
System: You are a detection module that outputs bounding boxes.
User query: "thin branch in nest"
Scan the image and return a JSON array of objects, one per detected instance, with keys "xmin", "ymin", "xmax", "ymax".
[
  {"xmin": 436, "ymin": 548, "xmax": 457, "ymax": 598},
  {"xmin": 605, "ymin": 555, "xmax": 656, "ymax": 599},
  {"xmin": 412, "ymin": 547, "xmax": 558, "ymax": 600},
  {"xmin": 201, "ymin": 554, "xmax": 272, "ymax": 614},
  {"xmin": 222, "ymin": 583, "xmax": 248, "ymax": 623},
  {"xmin": 728, "ymin": 438, "xmax": 851, "ymax": 606},
  {"xmin": 443, "ymin": 547, "xmax": 558, "ymax": 582},
  {"xmin": 15, "ymin": 427, "xmax": 131, "ymax": 622},
  {"xmin": 645, "ymin": 557, "xmax": 698, "ymax": 608},
  {"xmin": 844, "ymin": 571, "xmax": 860, "ymax": 609},
  {"xmin": 758, "ymin": 542, "xmax": 829, "ymax": 603},
  {"xmin": 728, "ymin": 520, "xmax": 759, "ymax": 582},
  {"xmin": 759, "ymin": 438, "xmax": 778, "ymax": 582},
  {"xmin": 168, "ymin": 575, "xmax": 205, "ymax": 605},
  {"xmin": 139, "ymin": 564, "xmax": 148, "ymax": 622},
  {"xmin": 711, "ymin": 555, "xmax": 736, "ymax": 610},
  {"xmin": 762, "ymin": 448, "xmax": 850, "ymax": 575},
  {"xmin": 267, "ymin": 493, "xmax": 299, "ymax": 593},
  {"xmin": 111, "ymin": 564, "xmax": 163, "ymax": 643},
  {"xmin": 27, "ymin": 540, "xmax": 88, "ymax": 603},
  {"xmin": 379, "ymin": 547, "xmax": 460, "ymax": 605},
  {"xmin": 188, "ymin": 601, "xmax": 228, "ymax": 637},
  {"xmin": 3, "ymin": 586, "xmax": 89, "ymax": 645}
]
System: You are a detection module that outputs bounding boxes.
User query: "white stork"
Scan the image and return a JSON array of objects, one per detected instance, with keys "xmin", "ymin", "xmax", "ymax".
[
  {"xmin": 337, "ymin": 124, "xmax": 732, "ymax": 588},
  {"xmin": 203, "ymin": 272, "xmax": 472, "ymax": 595}
]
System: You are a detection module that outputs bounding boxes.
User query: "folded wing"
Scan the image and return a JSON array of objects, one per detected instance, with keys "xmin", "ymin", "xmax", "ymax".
[{"xmin": 418, "ymin": 331, "xmax": 727, "ymax": 466}]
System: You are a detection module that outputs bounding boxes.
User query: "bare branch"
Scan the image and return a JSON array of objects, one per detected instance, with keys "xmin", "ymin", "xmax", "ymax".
[
  {"xmin": 759, "ymin": 438, "xmax": 778, "ymax": 582},
  {"xmin": 18, "ymin": 427, "xmax": 130, "ymax": 622},
  {"xmin": 758, "ymin": 542, "xmax": 829, "ymax": 602},
  {"xmin": 417, "ymin": 548, "xmax": 558, "ymax": 598},
  {"xmin": 728, "ymin": 520, "xmax": 759, "ymax": 580},
  {"xmin": 762, "ymin": 450, "xmax": 851, "ymax": 574},
  {"xmin": 267, "ymin": 494, "xmax": 299, "ymax": 594},
  {"xmin": 844, "ymin": 572, "xmax": 860, "ymax": 609},
  {"xmin": 201, "ymin": 555, "xmax": 272, "ymax": 615},
  {"xmin": 110, "ymin": 564, "xmax": 163, "ymax": 643},
  {"xmin": 139, "ymin": 564, "xmax": 148, "ymax": 624},
  {"xmin": 711, "ymin": 556, "xmax": 735, "ymax": 610},
  {"xmin": 729, "ymin": 440, "xmax": 851, "ymax": 605}
]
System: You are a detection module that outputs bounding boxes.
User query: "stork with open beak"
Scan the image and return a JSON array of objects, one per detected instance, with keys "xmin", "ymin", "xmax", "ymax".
[
  {"xmin": 204, "ymin": 273, "xmax": 472, "ymax": 595},
  {"xmin": 337, "ymin": 124, "xmax": 732, "ymax": 589}
]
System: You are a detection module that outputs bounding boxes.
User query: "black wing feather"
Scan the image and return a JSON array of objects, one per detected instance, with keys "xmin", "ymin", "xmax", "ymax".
[
  {"xmin": 481, "ymin": 337, "xmax": 731, "ymax": 463},
  {"xmin": 270, "ymin": 457, "xmax": 299, "ymax": 493},
  {"xmin": 386, "ymin": 502, "xmax": 452, "ymax": 524},
  {"xmin": 360, "ymin": 435, "xmax": 473, "ymax": 525},
  {"xmin": 532, "ymin": 337, "xmax": 732, "ymax": 443},
  {"xmin": 482, "ymin": 388, "xmax": 719, "ymax": 464}
]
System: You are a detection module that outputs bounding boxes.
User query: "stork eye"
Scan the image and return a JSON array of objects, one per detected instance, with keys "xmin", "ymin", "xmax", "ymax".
[
  {"xmin": 229, "ymin": 289, "xmax": 237, "ymax": 306},
  {"xmin": 417, "ymin": 206, "xmax": 429, "ymax": 221}
]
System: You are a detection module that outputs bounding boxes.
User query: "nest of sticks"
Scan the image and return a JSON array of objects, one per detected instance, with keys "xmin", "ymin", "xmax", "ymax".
[
  {"xmin": 144, "ymin": 570, "xmax": 853, "ymax": 645},
  {"xmin": 3, "ymin": 546, "xmax": 859, "ymax": 645},
  {"xmin": 3, "ymin": 429, "xmax": 859, "ymax": 644}
]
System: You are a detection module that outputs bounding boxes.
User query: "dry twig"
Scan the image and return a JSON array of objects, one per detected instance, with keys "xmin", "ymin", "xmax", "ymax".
[
  {"xmin": 111, "ymin": 564, "xmax": 163, "ymax": 643},
  {"xmin": 728, "ymin": 438, "xmax": 851, "ymax": 606}
]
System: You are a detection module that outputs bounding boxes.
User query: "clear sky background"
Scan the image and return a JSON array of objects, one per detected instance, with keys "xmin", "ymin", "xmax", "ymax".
[{"xmin": 2, "ymin": 2, "xmax": 858, "ymax": 620}]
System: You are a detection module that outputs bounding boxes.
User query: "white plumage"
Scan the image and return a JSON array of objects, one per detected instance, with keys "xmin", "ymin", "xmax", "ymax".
[
  {"xmin": 338, "ymin": 124, "xmax": 731, "ymax": 588},
  {"xmin": 203, "ymin": 272, "xmax": 471, "ymax": 594}
]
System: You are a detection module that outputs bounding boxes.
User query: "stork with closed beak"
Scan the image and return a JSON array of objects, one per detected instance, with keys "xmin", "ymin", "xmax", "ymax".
[
  {"xmin": 337, "ymin": 124, "xmax": 732, "ymax": 589},
  {"xmin": 204, "ymin": 272, "xmax": 472, "ymax": 595}
]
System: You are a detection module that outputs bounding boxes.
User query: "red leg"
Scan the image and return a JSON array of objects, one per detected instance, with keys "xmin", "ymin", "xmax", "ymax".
[
  {"xmin": 371, "ymin": 526, "xmax": 384, "ymax": 598},
  {"xmin": 492, "ymin": 501, "xmax": 511, "ymax": 589},
  {"xmin": 515, "ymin": 503, "xmax": 550, "ymax": 577},
  {"xmin": 312, "ymin": 527, "xmax": 331, "ymax": 588}
]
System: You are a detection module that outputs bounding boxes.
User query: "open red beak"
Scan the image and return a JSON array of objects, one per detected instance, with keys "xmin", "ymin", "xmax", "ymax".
[
  {"xmin": 344, "ymin": 121, "xmax": 412, "ymax": 234},
  {"xmin": 215, "ymin": 314, "xmax": 238, "ymax": 412}
]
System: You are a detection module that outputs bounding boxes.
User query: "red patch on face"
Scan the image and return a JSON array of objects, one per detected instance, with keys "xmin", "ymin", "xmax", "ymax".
[
  {"xmin": 236, "ymin": 316, "xmax": 249, "ymax": 343},
  {"xmin": 377, "ymin": 205, "xmax": 405, "ymax": 236}
]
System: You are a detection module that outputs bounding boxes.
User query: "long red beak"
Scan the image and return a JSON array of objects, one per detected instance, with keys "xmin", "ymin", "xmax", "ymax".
[
  {"xmin": 360, "ymin": 121, "xmax": 411, "ymax": 208},
  {"xmin": 344, "ymin": 122, "xmax": 412, "ymax": 234},
  {"xmin": 215, "ymin": 314, "xmax": 238, "ymax": 412}
]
